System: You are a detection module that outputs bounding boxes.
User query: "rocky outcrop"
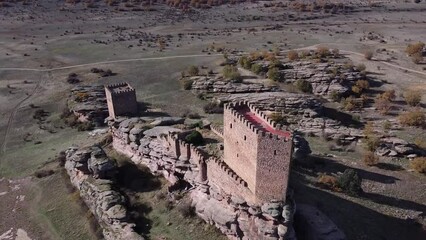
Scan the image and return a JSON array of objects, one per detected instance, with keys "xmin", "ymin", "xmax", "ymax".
[
  {"xmin": 65, "ymin": 146, "xmax": 143, "ymax": 240},
  {"xmin": 375, "ymin": 137, "xmax": 426, "ymax": 158},
  {"xmin": 68, "ymin": 85, "xmax": 108, "ymax": 126},
  {"xmin": 190, "ymin": 76, "xmax": 279, "ymax": 93}
]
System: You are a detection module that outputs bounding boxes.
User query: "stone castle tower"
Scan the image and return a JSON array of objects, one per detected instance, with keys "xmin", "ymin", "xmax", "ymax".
[
  {"xmin": 105, "ymin": 82, "xmax": 138, "ymax": 119},
  {"xmin": 223, "ymin": 101, "xmax": 293, "ymax": 202}
]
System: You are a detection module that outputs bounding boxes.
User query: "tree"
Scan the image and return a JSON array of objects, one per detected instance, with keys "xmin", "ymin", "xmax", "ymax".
[
  {"xmin": 187, "ymin": 65, "xmax": 199, "ymax": 76},
  {"xmin": 287, "ymin": 50, "xmax": 299, "ymax": 61},
  {"xmin": 222, "ymin": 65, "xmax": 242, "ymax": 81},
  {"xmin": 364, "ymin": 50, "xmax": 373, "ymax": 60},
  {"xmin": 295, "ymin": 79, "xmax": 313, "ymax": 93},
  {"xmin": 185, "ymin": 130, "xmax": 204, "ymax": 146},
  {"xmin": 337, "ymin": 169, "xmax": 363, "ymax": 196},
  {"xmin": 403, "ymin": 90, "xmax": 422, "ymax": 106},
  {"xmin": 267, "ymin": 67, "xmax": 281, "ymax": 82}
]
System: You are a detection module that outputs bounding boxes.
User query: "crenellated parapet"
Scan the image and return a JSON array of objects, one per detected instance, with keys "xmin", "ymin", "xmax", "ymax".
[
  {"xmin": 207, "ymin": 157, "xmax": 248, "ymax": 188},
  {"xmin": 210, "ymin": 125, "xmax": 224, "ymax": 138},
  {"xmin": 105, "ymin": 82, "xmax": 136, "ymax": 96},
  {"xmin": 224, "ymin": 101, "xmax": 292, "ymax": 141}
]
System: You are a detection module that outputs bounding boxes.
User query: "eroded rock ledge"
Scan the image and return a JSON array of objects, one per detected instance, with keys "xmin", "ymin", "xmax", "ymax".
[{"xmin": 65, "ymin": 146, "xmax": 144, "ymax": 240}]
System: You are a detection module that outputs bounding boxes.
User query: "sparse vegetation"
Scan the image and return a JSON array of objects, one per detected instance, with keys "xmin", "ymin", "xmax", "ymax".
[
  {"xmin": 399, "ymin": 109, "xmax": 425, "ymax": 127},
  {"xmin": 410, "ymin": 157, "xmax": 426, "ymax": 174},
  {"xmin": 187, "ymin": 65, "xmax": 199, "ymax": 76},
  {"xmin": 352, "ymin": 80, "xmax": 369, "ymax": 95},
  {"xmin": 269, "ymin": 112, "xmax": 287, "ymax": 125},
  {"xmin": 203, "ymin": 102, "xmax": 223, "ymax": 114},
  {"xmin": 295, "ymin": 79, "xmax": 313, "ymax": 93},
  {"xmin": 363, "ymin": 151, "xmax": 379, "ymax": 166},
  {"xmin": 287, "ymin": 50, "xmax": 299, "ymax": 61},
  {"xmin": 364, "ymin": 50, "xmax": 373, "ymax": 60},
  {"xmin": 403, "ymin": 90, "xmax": 422, "ymax": 106},
  {"xmin": 185, "ymin": 130, "xmax": 204, "ymax": 146},
  {"xmin": 267, "ymin": 67, "xmax": 282, "ymax": 82},
  {"xmin": 222, "ymin": 65, "xmax": 242, "ymax": 81},
  {"xmin": 182, "ymin": 79, "xmax": 194, "ymax": 90}
]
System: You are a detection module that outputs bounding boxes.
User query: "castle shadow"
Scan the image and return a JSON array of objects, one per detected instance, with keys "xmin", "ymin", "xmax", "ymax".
[
  {"xmin": 362, "ymin": 192, "xmax": 426, "ymax": 216},
  {"xmin": 290, "ymin": 171, "xmax": 426, "ymax": 240},
  {"xmin": 116, "ymin": 161, "xmax": 162, "ymax": 192},
  {"xmin": 296, "ymin": 155, "xmax": 400, "ymax": 184}
]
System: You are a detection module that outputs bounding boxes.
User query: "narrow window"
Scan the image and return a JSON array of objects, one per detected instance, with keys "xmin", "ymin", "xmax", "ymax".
[
  {"xmin": 244, "ymin": 135, "xmax": 247, "ymax": 141},
  {"xmin": 237, "ymin": 153, "xmax": 239, "ymax": 158},
  {"xmin": 274, "ymin": 150, "xmax": 277, "ymax": 155},
  {"xmin": 230, "ymin": 123, "xmax": 232, "ymax": 129}
]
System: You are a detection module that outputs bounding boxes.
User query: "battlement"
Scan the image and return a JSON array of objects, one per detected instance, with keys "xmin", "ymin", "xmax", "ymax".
[
  {"xmin": 161, "ymin": 132, "xmax": 206, "ymax": 166},
  {"xmin": 210, "ymin": 124, "xmax": 224, "ymax": 138},
  {"xmin": 105, "ymin": 82, "xmax": 136, "ymax": 95},
  {"xmin": 224, "ymin": 101, "xmax": 292, "ymax": 141},
  {"xmin": 208, "ymin": 157, "xmax": 248, "ymax": 187}
]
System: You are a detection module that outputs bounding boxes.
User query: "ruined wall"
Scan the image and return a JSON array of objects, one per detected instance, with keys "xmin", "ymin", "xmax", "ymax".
[
  {"xmin": 256, "ymin": 133, "xmax": 293, "ymax": 202},
  {"xmin": 223, "ymin": 103, "xmax": 259, "ymax": 193}
]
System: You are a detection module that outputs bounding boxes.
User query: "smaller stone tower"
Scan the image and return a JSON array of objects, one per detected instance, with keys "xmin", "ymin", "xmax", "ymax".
[{"xmin": 105, "ymin": 82, "xmax": 138, "ymax": 119}]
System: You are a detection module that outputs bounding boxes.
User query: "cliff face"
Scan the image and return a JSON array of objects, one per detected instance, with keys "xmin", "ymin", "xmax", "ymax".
[
  {"xmin": 65, "ymin": 146, "xmax": 144, "ymax": 240},
  {"xmin": 109, "ymin": 117, "xmax": 296, "ymax": 240}
]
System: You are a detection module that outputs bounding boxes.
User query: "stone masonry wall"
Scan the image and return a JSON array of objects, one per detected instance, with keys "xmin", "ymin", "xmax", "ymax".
[{"xmin": 223, "ymin": 103, "xmax": 259, "ymax": 193}]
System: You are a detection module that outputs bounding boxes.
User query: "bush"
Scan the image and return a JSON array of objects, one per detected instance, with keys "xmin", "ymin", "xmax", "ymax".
[
  {"xmin": 203, "ymin": 102, "xmax": 223, "ymax": 114},
  {"xmin": 287, "ymin": 50, "xmax": 299, "ymax": 61},
  {"xmin": 238, "ymin": 56, "xmax": 252, "ymax": 69},
  {"xmin": 383, "ymin": 120, "xmax": 392, "ymax": 132},
  {"xmin": 251, "ymin": 63, "xmax": 263, "ymax": 74},
  {"xmin": 406, "ymin": 42, "xmax": 425, "ymax": 56},
  {"xmin": 329, "ymin": 90, "xmax": 341, "ymax": 102},
  {"xmin": 34, "ymin": 169, "xmax": 55, "ymax": 178},
  {"xmin": 337, "ymin": 169, "xmax": 363, "ymax": 196},
  {"xmin": 316, "ymin": 46, "xmax": 330, "ymax": 58},
  {"xmin": 364, "ymin": 50, "xmax": 373, "ymax": 60},
  {"xmin": 399, "ymin": 109, "xmax": 425, "ymax": 127},
  {"xmin": 181, "ymin": 79, "xmax": 193, "ymax": 90},
  {"xmin": 410, "ymin": 157, "xmax": 426, "ymax": 174},
  {"xmin": 332, "ymin": 48, "xmax": 340, "ymax": 57},
  {"xmin": 363, "ymin": 151, "xmax": 379, "ymax": 166},
  {"xmin": 404, "ymin": 90, "xmax": 422, "ymax": 106},
  {"xmin": 378, "ymin": 90, "xmax": 396, "ymax": 101},
  {"xmin": 374, "ymin": 97, "xmax": 391, "ymax": 115},
  {"xmin": 341, "ymin": 96, "xmax": 362, "ymax": 111},
  {"xmin": 412, "ymin": 53, "xmax": 423, "ymax": 64},
  {"xmin": 222, "ymin": 65, "xmax": 242, "ymax": 81},
  {"xmin": 356, "ymin": 64, "xmax": 366, "ymax": 72},
  {"xmin": 267, "ymin": 67, "xmax": 281, "ymax": 82},
  {"xmin": 185, "ymin": 130, "xmax": 204, "ymax": 146},
  {"xmin": 269, "ymin": 112, "xmax": 287, "ymax": 125},
  {"xmin": 187, "ymin": 65, "xmax": 199, "ymax": 76},
  {"xmin": 352, "ymin": 80, "xmax": 369, "ymax": 95},
  {"xmin": 77, "ymin": 122, "xmax": 94, "ymax": 131},
  {"xmin": 295, "ymin": 79, "xmax": 313, "ymax": 93},
  {"xmin": 317, "ymin": 174, "xmax": 338, "ymax": 190}
]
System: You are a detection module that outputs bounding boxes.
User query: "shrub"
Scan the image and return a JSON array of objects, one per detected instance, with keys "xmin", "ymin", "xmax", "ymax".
[
  {"xmin": 406, "ymin": 42, "xmax": 425, "ymax": 56},
  {"xmin": 34, "ymin": 169, "xmax": 55, "ymax": 178},
  {"xmin": 404, "ymin": 90, "xmax": 422, "ymax": 106},
  {"xmin": 337, "ymin": 169, "xmax": 363, "ymax": 196},
  {"xmin": 295, "ymin": 79, "xmax": 313, "ymax": 93},
  {"xmin": 316, "ymin": 46, "xmax": 330, "ymax": 58},
  {"xmin": 251, "ymin": 63, "xmax": 263, "ymax": 74},
  {"xmin": 222, "ymin": 65, "xmax": 242, "ymax": 81},
  {"xmin": 287, "ymin": 50, "xmax": 299, "ymax": 61},
  {"xmin": 238, "ymin": 56, "xmax": 252, "ymax": 69},
  {"xmin": 329, "ymin": 90, "xmax": 341, "ymax": 102},
  {"xmin": 352, "ymin": 80, "xmax": 369, "ymax": 95},
  {"xmin": 374, "ymin": 97, "xmax": 391, "ymax": 115},
  {"xmin": 365, "ymin": 136, "xmax": 380, "ymax": 152},
  {"xmin": 356, "ymin": 64, "xmax": 366, "ymax": 72},
  {"xmin": 181, "ymin": 79, "xmax": 193, "ymax": 90},
  {"xmin": 410, "ymin": 157, "xmax": 426, "ymax": 174},
  {"xmin": 364, "ymin": 50, "xmax": 373, "ymax": 60},
  {"xmin": 185, "ymin": 130, "xmax": 204, "ymax": 146},
  {"xmin": 332, "ymin": 48, "xmax": 340, "ymax": 57},
  {"xmin": 363, "ymin": 151, "xmax": 379, "ymax": 166},
  {"xmin": 203, "ymin": 102, "xmax": 223, "ymax": 114},
  {"xmin": 267, "ymin": 67, "xmax": 282, "ymax": 82},
  {"xmin": 317, "ymin": 174, "xmax": 338, "ymax": 190},
  {"xmin": 78, "ymin": 122, "xmax": 94, "ymax": 131},
  {"xmin": 187, "ymin": 65, "xmax": 199, "ymax": 76},
  {"xmin": 383, "ymin": 120, "xmax": 392, "ymax": 132},
  {"xmin": 75, "ymin": 92, "xmax": 89, "ymax": 102},
  {"xmin": 378, "ymin": 90, "xmax": 396, "ymax": 101},
  {"xmin": 269, "ymin": 112, "xmax": 287, "ymax": 125},
  {"xmin": 399, "ymin": 109, "xmax": 425, "ymax": 127},
  {"xmin": 341, "ymin": 96, "xmax": 362, "ymax": 111}
]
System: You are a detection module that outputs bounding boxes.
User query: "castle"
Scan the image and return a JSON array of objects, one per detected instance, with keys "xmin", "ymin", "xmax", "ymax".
[
  {"xmin": 105, "ymin": 82, "xmax": 138, "ymax": 118},
  {"xmin": 221, "ymin": 101, "xmax": 293, "ymax": 202}
]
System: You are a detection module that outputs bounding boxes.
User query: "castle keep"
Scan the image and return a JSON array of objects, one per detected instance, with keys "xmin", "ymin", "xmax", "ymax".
[
  {"xmin": 105, "ymin": 82, "xmax": 138, "ymax": 118},
  {"xmin": 223, "ymin": 101, "xmax": 293, "ymax": 202}
]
